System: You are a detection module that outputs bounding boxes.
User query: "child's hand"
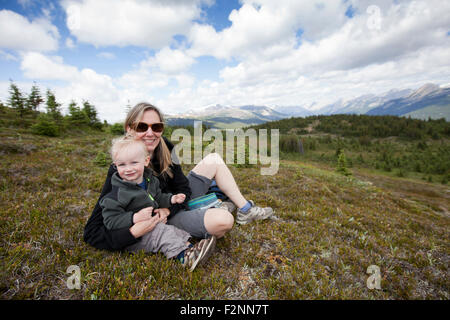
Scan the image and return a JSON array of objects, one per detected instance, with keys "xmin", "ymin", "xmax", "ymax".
[
  {"xmin": 130, "ymin": 214, "xmax": 162, "ymax": 237},
  {"xmin": 133, "ymin": 207, "xmax": 154, "ymax": 223},
  {"xmin": 171, "ymin": 193, "xmax": 186, "ymax": 204}
]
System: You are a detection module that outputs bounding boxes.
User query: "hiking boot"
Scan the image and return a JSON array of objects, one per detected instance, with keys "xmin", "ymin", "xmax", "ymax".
[
  {"xmin": 182, "ymin": 236, "xmax": 216, "ymax": 272},
  {"xmin": 236, "ymin": 200, "xmax": 274, "ymax": 225},
  {"xmin": 219, "ymin": 200, "xmax": 237, "ymax": 213}
]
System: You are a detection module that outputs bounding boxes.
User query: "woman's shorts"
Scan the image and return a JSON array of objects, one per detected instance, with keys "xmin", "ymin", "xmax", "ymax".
[{"xmin": 167, "ymin": 170, "xmax": 213, "ymax": 239}]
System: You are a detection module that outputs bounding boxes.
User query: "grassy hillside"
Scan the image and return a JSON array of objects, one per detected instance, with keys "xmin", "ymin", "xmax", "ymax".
[
  {"xmin": 1, "ymin": 116, "xmax": 449, "ymax": 300},
  {"xmin": 252, "ymin": 114, "xmax": 450, "ymax": 184}
]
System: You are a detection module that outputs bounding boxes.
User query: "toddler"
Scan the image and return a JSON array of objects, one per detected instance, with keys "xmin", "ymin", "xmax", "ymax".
[{"xmin": 100, "ymin": 135, "xmax": 215, "ymax": 271}]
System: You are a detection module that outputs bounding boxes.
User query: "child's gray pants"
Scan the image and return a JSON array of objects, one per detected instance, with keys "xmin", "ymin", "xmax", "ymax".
[{"xmin": 125, "ymin": 222, "xmax": 191, "ymax": 259}]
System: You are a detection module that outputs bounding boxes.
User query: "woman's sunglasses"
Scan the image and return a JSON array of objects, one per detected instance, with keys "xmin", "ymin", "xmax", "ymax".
[{"xmin": 135, "ymin": 122, "xmax": 164, "ymax": 133}]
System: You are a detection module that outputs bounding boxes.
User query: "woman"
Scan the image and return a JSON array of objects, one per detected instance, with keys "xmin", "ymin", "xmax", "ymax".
[{"xmin": 83, "ymin": 102, "xmax": 273, "ymax": 251}]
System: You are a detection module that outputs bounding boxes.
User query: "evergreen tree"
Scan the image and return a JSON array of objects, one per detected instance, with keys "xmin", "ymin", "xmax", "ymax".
[
  {"xmin": 280, "ymin": 135, "xmax": 300, "ymax": 153},
  {"xmin": 31, "ymin": 113, "xmax": 60, "ymax": 137},
  {"xmin": 26, "ymin": 83, "xmax": 43, "ymax": 113},
  {"xmin": 336, "ymin": 150, "xmax": 352, "ymax": 176},
  {"xmin": 82, "ymin": 100, "xmax": 102, "ymax": 129},
  {"xmin": 68, "ymin": 100, "xmax": 89, "ymax": 125},
  {"xmin": 7, "ymin": 81, "xmax": 25, "ymax": 116},
  {"xmin": 109, "ymin": 123, "xmax": 124, "ymax": 135},
  {"xmin": 46, "ymin": 89, "xmax": 62, "ymax": 120}
]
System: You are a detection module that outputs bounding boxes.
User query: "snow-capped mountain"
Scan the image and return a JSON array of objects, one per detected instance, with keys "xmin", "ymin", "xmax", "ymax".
[
  {"xmin": 366, "ymin": 84, "xmax": 450, "ymax": 117},
  {"xmin": 165, "ymin": 83, "xmax": 449, "ymax": 128},
  {"xmin": 165, "ymin": 104, "xmax": 289, "ymax": 128},
  {"xmin": 271, "ymin": 105, "xmax": 315, "ymax": 117},
  {"xmin": 317, "ymin": 89, "xmax": 413, "ymax": 115}
]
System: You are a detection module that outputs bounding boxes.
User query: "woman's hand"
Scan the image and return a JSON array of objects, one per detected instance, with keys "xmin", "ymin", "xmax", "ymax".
[{"xmin": 153, "ymin": 207, "xmax": 170, "ymax": 224}]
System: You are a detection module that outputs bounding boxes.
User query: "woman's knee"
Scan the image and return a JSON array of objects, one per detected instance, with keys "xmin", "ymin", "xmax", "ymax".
[
  {"xmin": 216, "ymin": 209, "xmax": 234, "ymax": 230},
  {"xmin": 221, "ymin": 210, "xmax": 234, "ymax": 230},
  {"xmin": 203, "ymin": 152, "xmax": 224, "ymax": 166},
  {"xmin": 205, "ymin": 208, "xmax": 234, "ymax": 232},
  {"xmin": 192, "ymin": 152, "xmax": 224, "ymax": 179}
]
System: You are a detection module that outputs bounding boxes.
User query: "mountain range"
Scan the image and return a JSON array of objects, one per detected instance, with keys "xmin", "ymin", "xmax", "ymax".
[
  {"xmin": 166, "ymin": 104, "xmax": 287, "ymax": 128},
  {"xmin": 165, "ymin": 83, "xmax": 450, "ymax": 128}
]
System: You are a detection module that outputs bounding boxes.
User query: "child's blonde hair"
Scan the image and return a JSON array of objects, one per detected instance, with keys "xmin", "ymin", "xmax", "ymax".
[{"xmin": 110, "ymin": 134, "xmax": 149, "ymax": 163}]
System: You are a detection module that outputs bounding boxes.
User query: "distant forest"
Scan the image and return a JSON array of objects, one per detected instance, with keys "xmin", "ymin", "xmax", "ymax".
[
  {"xmin": 251, "ymin": 114, "xmax": 450, "ymax": 184},
  {"xmin": 251, "ymin": 114, "xmax": 450, "ymax": 140}
]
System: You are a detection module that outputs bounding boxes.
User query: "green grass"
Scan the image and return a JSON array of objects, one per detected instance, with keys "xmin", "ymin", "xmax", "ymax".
[
  {"xmin": 0, "ymin": 129, "xmax": 449, "ymax": 299},
  {"xmin": 280, "ymin": 134, "xmax": 450, "ymax": 184}
]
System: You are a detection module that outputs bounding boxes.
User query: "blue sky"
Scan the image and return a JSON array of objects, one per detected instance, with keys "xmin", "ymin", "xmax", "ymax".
[{"xmin": 1, "ymin": 0, "xmax": 449, "ymax": 123}]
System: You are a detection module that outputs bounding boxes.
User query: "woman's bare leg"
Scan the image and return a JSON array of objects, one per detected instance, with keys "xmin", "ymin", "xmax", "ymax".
[
  {"xmin": 191, "ymin": 153, "xmax": 245, "ymax": 238},
  {"xmin": 192, "ymin": 153, "xmax": 273, "ymax": 231},
  {"xmin": 191, "ymin": 153, "xmax": 247, "ymax": 208},
  {"xmin": 204, "ymin": 208, "xmax": 234, "ymax": 238}
]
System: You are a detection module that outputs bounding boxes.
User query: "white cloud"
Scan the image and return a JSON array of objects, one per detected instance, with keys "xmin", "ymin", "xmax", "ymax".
[
  {"xmin": 142, "ymin": 47, "xmax": 195, "ymax": 74},
  {"xmin": 188, "ymin": 0, "xmax": 450, "ymax": 106},
  {"xmin": 198, "ymin": 0, "xmax": 450, "ymax": 77},
  {"xmin": 0, "ymin": 10, "xmax": 59, "ymax": 51},
  {"xmin": 187, "ymin": 0, "xmax": 349, "ymax": 60},
  {"xmin": 118, "ymin": 68, "xmax": 169, "ymax": 94},
  {"xmin": 239, "ymin": 0, "xmax": 349, "ymax": 41},
  {"xmin": 18, "ymin": 52, "xmax": 125, "ymax": 122},
  {"xmin": 61, "ymin": 0, "xmax": 205, "ymax": 48},
  {"xmin": 174, "ymin": 73, "xmax": 196, "ymax": 88},
  {"xmin": 20, "ymin": 52, "xmax": 79, "ymax": 81},
  {"xmin": 3, "ymin": 0, "xmax": 450, "ymax": 122},
  {"xmin": 16, "ymin": 50, "xmax": 197, "ymax": 122},
  {"xmin": 159, "ymin": 39, "xmax": 450, "ymax": 113}
]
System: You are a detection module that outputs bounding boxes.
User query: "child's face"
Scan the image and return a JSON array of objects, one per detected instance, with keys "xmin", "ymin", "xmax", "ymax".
[{"xmin": 114, "ymin": 144, "xmax": 150, "ymax": 184}]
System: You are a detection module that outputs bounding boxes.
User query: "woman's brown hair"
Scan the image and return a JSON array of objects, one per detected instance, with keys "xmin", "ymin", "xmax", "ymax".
[{"xmin": 124, "ymin": 102, "xmax": 173, "ymax": 178}]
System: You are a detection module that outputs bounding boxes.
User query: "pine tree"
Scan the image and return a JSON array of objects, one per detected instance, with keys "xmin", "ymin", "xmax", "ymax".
[
  {"xmin": 336, "ymin": 149, "xmax": 352, "ymax": 176},
  {"xmin": 0, "ymin": 99, "xmax": 5, "ymax": 111},
  {"xmin": 26, "ymin": 83, "xmax": 44, "ymax": 113},
  {"xmin": 82, "ymin": 100, "xmax": 101, "ymax": 129},
  {"xmin": 68, "ymin": 100, "xmax": 89, "ymax": 125},
  {"xmin": 7, "ymin": 81, "xmax": 25, "ymax": 116},
  {"xmin": 31, "ymin": 113, "xmax": 60, "ymax": 137},
  {"xmin": 46, "ymin": 89, "xmax": 62, "ymax": 120}
]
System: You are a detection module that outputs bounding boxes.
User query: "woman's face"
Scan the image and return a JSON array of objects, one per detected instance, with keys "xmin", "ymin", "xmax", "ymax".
[{"xmin": 129, "ymin": 110, "xmax": 163, "ymax": 155}]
